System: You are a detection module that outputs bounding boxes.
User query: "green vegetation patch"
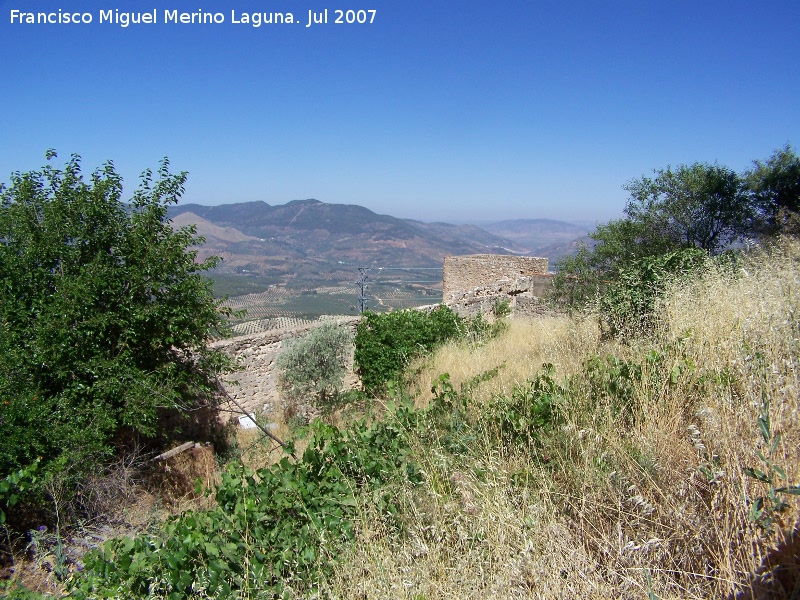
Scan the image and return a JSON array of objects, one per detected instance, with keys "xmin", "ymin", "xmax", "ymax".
[
  {"xmin": 0, "ymin": 153, "xmax": 232, "ymax": 522},
  {"xmin": 70, "ymin": 410, "xmax": 421, "ymax": 599},
  {"xmin": 277, "ymin": 322, "xmax": 353, "ymax": 409},
  {"xmin": 354, "ymin": 306, "xmax": 465, "ymax": 394}
]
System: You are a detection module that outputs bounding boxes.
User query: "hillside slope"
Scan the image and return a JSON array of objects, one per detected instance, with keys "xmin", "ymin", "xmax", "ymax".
[
  {"xmin": 323, "ymin": 240, "xmax": 800, "ymax": 598},
  {"xmin": 169, "ymin": 200, "xmax": 531, "ymax": 287}
]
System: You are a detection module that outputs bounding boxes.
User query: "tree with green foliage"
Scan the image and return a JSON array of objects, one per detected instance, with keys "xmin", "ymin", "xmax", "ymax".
[
  {"xmin": 597, "ymin": 248, "xmax": 709, "ymax": 339},
  {"xmin": 745, "ymin": 144, "xmax": 800, "ymax": 234},
  {"xmin": 0, "ymin": 152, "xmax": 232, "ymax": 486},
  {"xmin": 551, "ymin": 218, "xmax": 674, "ymax": 309},
  {"xmin": 552, "ymin": 159, "xmax": 759, "ymax": 311},
  {"xmin": 623, "ymin": 162, "xmax": 752, "ymax": 253},
  {"xmin": 276, "ymin": 322, "xmax": 353, "ymax": 407}
]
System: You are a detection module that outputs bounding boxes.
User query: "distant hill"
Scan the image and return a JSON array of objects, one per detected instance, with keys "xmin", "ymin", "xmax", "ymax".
[
  {"xmin": 534, "ymin": 235, "xmax": 597, "ymax": 263},
  {"xmin": 170, "ymin": 212, "xmax": 261, "ymax": 244},
  {"xmin": 168, "ymin": 200, "xmax": 531, "ymax": 288},
  {"xmin": 481, "ymin": 219, "xmax": 590, "ymax": 256}
]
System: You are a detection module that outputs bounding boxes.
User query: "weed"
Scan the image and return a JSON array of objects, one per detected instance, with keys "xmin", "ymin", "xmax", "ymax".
[
  {"xmin": 481, "ymin": 364, "xmax": 564, "ymax": 453},
  {"xmin": 744, "ymin": 397, "xmax": 800, "ymax": 535},
  {"xmin": 68, "ymin": 402, "xmax": 421, "ymax": 598},
  {"xmin": 26, "ymin": 526, "xmax": 69, "ymax": 583}
]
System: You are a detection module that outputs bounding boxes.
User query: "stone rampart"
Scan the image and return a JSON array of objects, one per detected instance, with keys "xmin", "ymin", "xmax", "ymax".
[
  {"xmin": 445, "ymin": 274, "xmax": 557, "ymax": 318},
  {"xmin": 211, "ymin": 317, "xmax": 359, "ymax": 423},
  {"xmin": 213, "ymin": 254, "xmax": 555, "ymax": 427},
  {"xmin": 443, "ymin": 254, "xmax": 554, "ymax": 317},
  {"xmin": 443, "ymin": 255, "xmax": 548, "ymax": 301}
]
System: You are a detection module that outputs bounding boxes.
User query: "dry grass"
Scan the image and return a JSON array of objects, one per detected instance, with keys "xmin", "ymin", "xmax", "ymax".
[
  {"xmin": 235, "ymin": 415, "xmax": 307, "ymax": 472},
  {"xmin": 323, "ymin": 239, "xmax": 800, "ymax": 599},
  {"xmin": 412, "ymin": 315, "xmax": 601, "ymax": 406}
]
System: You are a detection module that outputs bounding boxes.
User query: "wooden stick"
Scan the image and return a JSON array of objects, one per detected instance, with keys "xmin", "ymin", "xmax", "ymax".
[{"xmin": 152, "ymin": 441, "xmax": 195, "ymax": 462}]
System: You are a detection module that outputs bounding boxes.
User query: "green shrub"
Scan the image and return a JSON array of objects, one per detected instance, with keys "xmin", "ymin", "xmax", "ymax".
[
  {"xmin": 0, "ymin": 152, "xmax": 232, "ymax": 502},
  {"xmin": 584, "ymin": 354, "xmax": 643, "ymax": 424},
  {"xmin": 744, "ymin": 397, "xmax": 800, "ymax": 535},
  {"xmin": 481, "ymin": 364, "xmax": 564, "ymax": 453},
  {"xmin": 598, "ymin": 248, "xmax": 708, "ymax": 338},
  {"xmin": 0, "ymin": 459, "xmax": 39, "ymax": 526},
  {"xmin": 353, "ymin": 306, "xmax": 464, "ymax": 394},
  {"xmin": 0, "ymin": 580, "xmax": 54, "ymax": 599},
  {"xmin": 276, "ymin": 322, "xmax": 352, "ymax": 407},
  {"xmin": 69, "ymin": 409, "xmax": 420, "ymax": 598},
  {"xmin": 493, "ymin": 298, "xmax": 512, "ymax": 318}
]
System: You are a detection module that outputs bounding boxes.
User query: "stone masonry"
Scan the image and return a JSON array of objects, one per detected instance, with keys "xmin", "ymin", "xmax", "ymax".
[
  {"xmin": 445, "ymin": 275, "xmax": 557, "ymax": 318},
  {"xmin": 442, "ymin": 254, "xmax": 549, "ymax": 301},
  {"xmin": 442, "ymin": 254, "xmax": 554, "ymax": 317},
  {"xmin": 213, "ymin": 255, "xmax": 555, "ymax": 428},
  {"xmin": 212, "ymin": 317, "xmax": 359, "ymax": 424}
]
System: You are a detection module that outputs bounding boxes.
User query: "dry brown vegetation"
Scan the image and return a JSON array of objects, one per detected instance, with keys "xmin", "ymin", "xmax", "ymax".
[{"xmin": 318, "ymin": 239, "xmax": 800, "ymax": 599}]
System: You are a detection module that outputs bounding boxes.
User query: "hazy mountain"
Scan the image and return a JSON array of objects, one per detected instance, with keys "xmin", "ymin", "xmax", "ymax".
[
  {"xmin": 481, "ymin": 219, "xmax": 590, "ymax": 255},
  {"xmin": 168, "ymin": 200, "xmax": 532, "ymax": 287},
  {"xmin": 534, "ymin": 236, "xmax": 596, "ymax": 263},
  {"xmin": 170, "ymin": 212, "xmax": 261, "ymax": 244}
]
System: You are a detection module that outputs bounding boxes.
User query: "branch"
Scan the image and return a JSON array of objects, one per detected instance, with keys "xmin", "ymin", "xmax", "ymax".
[{"xmin": 214, "ymin": 376, "xmax": 298, "ymax": 461}]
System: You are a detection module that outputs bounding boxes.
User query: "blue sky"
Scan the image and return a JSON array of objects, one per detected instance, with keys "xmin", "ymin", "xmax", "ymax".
[{"xmin": 2, "ymin": 0, "xmax": 798, "ymax": 224}]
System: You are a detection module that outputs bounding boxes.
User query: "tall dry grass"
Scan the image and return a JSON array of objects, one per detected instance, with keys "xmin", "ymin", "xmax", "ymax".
[
  {"xmin": 322, "ymin": 240, "xmax": 800, "ymax": 599},
  {"xmin": 412, "ymin": 315, "xmax": 601, "ymax": 406}
]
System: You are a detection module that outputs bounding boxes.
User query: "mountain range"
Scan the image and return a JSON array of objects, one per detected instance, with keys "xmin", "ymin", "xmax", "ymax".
[{"xmin": 168, "ymin": 200, "xmax": 590, "ymax": 289}]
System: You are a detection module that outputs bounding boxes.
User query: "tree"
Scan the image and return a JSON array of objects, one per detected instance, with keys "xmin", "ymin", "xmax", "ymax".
[
  {"xmin": 276, "ymin": 322, "xmax": 352, "ymax": 407},
  {"xmin": 551, "ymin": 160, "xmax": 755, "ymax": 311},
  {"xmin": 596, "ymin": 248, "xmax": 708, "ymax": 339},
  {"xmin": 745, "ymin": 144, "xmax": 800, "ymax": 234},
  {"xmin": 623, "ymin": 162, "xmax": 753, "ymax": 253},
  {"xmin": 0, "ymin": 152, "xmax": 232, "ymax": 480},
  {"xmin": 550, "ymin": 217, "xmax": 674, "ymax": 309}
]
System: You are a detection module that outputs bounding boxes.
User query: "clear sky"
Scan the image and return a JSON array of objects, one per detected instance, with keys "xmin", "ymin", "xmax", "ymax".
[{"xmin": 2, "ymin": 0, "xmax": 798, "ymax": 224}]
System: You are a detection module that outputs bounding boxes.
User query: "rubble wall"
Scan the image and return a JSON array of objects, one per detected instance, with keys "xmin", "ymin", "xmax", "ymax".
[
  {"xmin": 445, "ymin": 274, "xmax": 558, "ymax": 318},
  {"xmin": 443, "ymin": 255, "xmax": 548, "ymax": 301},
  {"xmin": 211, "ymin": 317, "xmax": 359, "ymax": 423}
]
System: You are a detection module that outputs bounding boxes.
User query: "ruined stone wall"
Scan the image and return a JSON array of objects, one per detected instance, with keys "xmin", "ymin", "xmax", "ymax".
[
  {"xmin": 445, "ymin": 275, "xmax": 557, "ymax": 318},
  {"xmin": 211, "ymin": 317, "xmax": 359, "ymax": 424},
  {"xmin": 443, "ymin": 255, "xmax": 548, "ymax": 301},
  {"xmin": 213, "ymin": 254, "xmax": 556, "ymax": 428}
]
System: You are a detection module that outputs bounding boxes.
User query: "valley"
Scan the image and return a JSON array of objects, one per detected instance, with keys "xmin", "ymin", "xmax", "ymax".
[{"xmin": 168, "ymin": 199, "xmax": 588, "ymax": 331}]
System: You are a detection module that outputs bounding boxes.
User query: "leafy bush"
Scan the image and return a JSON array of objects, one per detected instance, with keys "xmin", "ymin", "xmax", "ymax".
[
  {"xmin": 69, "ymin": 409, "xmax": 420, "ymax": 598},
  {"xmin": 597, "ymin": 247, "xmax": 708, "ymax": 338},
  {"xmin": 0, "ymin": 580, "xmax": 54, "ymax": 599},
  {"xmin": 276, "ymin": 322, "xmax": 352, "ymax": 407},
  {"xmin": 481, "ymin": 364, "xmax": 564, "ymax": 452},
  {"xmin": 549, "ymin": 219, "xmax": 674, "ymax": 311},
  {"xmin": 0, "ymin": 152, "xmax": 232, "ymax": 492},
  {"xmin": 354, "ymin": 305, "xmax": 464, "ymax": 394},
  {"xmin": 584, "ymin": 354, "xmax": 643, "ymax": 423},
  {"xmin": 493, "ymin": 298, "xmax": 512, "ymax": 318},
  {"xmin": 0, "ymin": 459, "xmax": 39, "ymax": 526}
]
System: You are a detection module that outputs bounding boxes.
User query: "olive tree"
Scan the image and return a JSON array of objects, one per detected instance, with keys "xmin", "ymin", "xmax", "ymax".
[{"xmin": 276, "ymin": 322, "xmax": 353, "ymax": 407}]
